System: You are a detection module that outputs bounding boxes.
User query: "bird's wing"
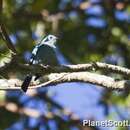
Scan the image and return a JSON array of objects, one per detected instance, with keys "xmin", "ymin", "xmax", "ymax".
[
  {"xmin": 30, "ymin": 45, "xmax": 39, "ymax": 64},
  {"xmin": 36, "ymin": 44, "xmax": 59, "ymax": 66}
]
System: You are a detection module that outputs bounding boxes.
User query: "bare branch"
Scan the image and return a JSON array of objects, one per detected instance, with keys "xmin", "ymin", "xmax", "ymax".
[
  {"xmin": 1, "ymin": 56, "xmax": 130, "ymax": 92},
  {"xmin": 0, "ymin": 72, "xmax": 130, "ymax": 92},
  {"xmin": 52, "ymin": 62, "xmax": 130, "ymax": 76},
  {"xmin": 42, "ymin": 72, "xmax": 130, "ymax": 91},
  {"xmin": 0, "ymin": 22, "xmax": 17, "ymax": 54},
  {"xmin": 1, "ymin": 55, "xmax": 130, "ymax": 77},
  {"xmin": 0, "ymin": 0, "xmax": 17, "ymax": 54}
]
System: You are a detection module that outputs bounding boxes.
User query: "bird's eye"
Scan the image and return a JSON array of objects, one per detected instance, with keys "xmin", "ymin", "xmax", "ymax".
[{"xmin": 49, "ymin": 36, "xmax": 53, "ymax": 39}]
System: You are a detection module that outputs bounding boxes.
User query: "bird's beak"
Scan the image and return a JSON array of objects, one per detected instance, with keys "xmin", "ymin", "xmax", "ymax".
[{"xmin": 56, "ymin": 37, "xmax": 58, "ymax": 40}]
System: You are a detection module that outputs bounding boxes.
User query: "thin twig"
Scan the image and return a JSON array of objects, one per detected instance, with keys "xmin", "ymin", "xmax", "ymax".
[{"xmin": 30, "ymin": 73, "xmax": 68, "ymax": 89}]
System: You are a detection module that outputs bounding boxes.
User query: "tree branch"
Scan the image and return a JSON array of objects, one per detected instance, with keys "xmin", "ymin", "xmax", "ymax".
[
  {"xmin": 0, "ymin": 22, "xmax": 17, "ymax": 54},
  {"xmin": 1, "ymin": 56, "xmax": 130, "ymax": 76},
  {"xmin": 0, "ymin": 0, "xmax": 17, "ymax": 54},
  {"xmin": 1, "ymin": 56, "xmax": 130, "ymax": 91},
  {"xmin": 0, "ymin": 72, "xmax": 130, "ymax": 92},
  {"xmin": 0, "ymin": 101, "xmax": 99, "ymax": 129},
  {"xmin": 0, "ymin": 101, "xmax": 80, "ymax": 125},
  {"xmin": 45, "ymin": 72, "xmax": 130, "ymax": 91}
]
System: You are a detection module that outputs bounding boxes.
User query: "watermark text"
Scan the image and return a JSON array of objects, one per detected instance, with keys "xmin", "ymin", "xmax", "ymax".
[{"xmin": 83, "ymin": 120, "xmax": 130, "ymax": 127}]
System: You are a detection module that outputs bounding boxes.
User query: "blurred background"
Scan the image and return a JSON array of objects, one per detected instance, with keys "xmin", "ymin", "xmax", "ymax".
[{"xmin": 1, "ymin": 0, "xmax": 130, "ymax": 130}]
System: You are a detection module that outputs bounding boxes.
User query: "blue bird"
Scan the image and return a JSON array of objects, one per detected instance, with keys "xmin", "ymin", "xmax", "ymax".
[{"xmin": 21, "ymin": 35, "xmax": 59, "ymax": 92}]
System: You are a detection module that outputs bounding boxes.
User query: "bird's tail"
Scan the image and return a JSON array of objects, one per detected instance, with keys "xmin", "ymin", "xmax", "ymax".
[{"xmin": 21, "ymin": 75, "xmax": 32, "ymax": 92}]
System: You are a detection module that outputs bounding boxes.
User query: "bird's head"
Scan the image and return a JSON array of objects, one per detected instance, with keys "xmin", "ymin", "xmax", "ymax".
[{"xmin": 41, "ymin": 34, "xmax": 58, "ymax": 48}]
